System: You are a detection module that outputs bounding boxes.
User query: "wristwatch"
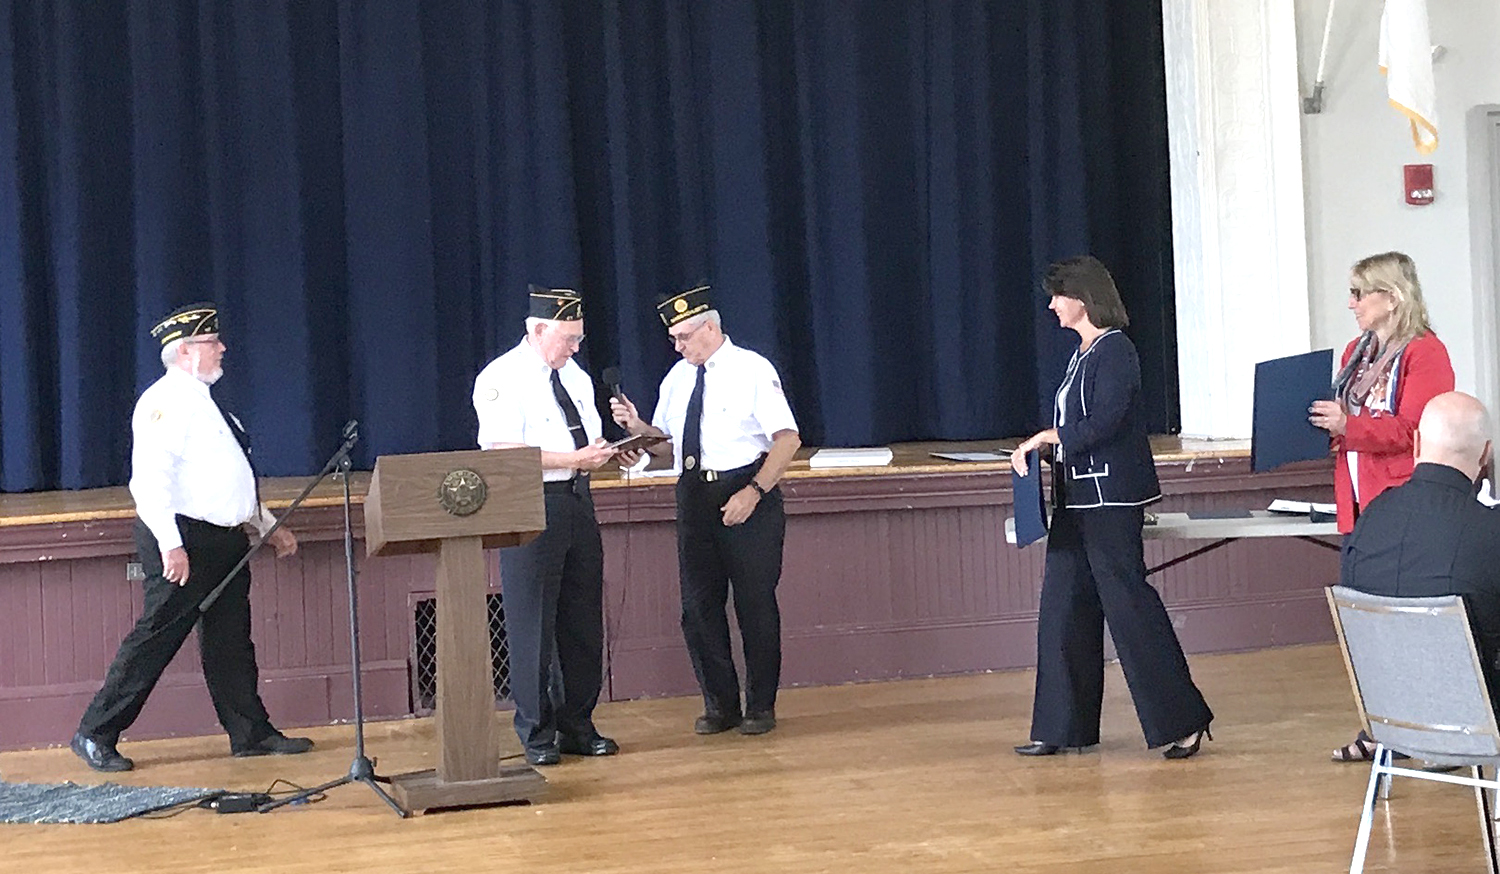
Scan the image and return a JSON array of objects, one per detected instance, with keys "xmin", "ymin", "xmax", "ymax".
[{"xmin": 748, "ymin": 480, "xmax": 768, "ymax": 497}]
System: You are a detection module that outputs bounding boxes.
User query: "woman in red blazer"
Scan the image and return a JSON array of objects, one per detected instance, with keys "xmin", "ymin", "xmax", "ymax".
[
  {"xmin": 1309, "ymin": 251, "xmax": 1455, "ymax": 762},
  {"xmin": 1310, "ymin": 251, "xmax": 1454, "ymax": 535}
]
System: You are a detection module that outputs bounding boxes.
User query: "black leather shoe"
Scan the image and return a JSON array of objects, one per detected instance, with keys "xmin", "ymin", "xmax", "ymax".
[
  {"xmin": 738, "ymin": 711, "xmax": 776, "ymax": 735},
  {"xmin": 524, "ymin": 744, "xmax": 562, "ymax": 766},
  {"xmin": 1013, "ymin": 741, "xmax": 1061, "ymax": 757},
  {"xmin": 71, "ymin": 732, "xmax": 134, "ymax": 772},
  {"xmin": 694, "ymin": 712, "xmax": 743, "ymax": 735},
  {"xmin": 1162, "ymin": 726, "xmax": 1212, "ymax": 760},
  {"xmin": 232, "ymin": 733, "xmax": 314, "ymax": 757},
  {"xmin": 558, "ymin": 732, "xmax": 619, "ymax": 756}
]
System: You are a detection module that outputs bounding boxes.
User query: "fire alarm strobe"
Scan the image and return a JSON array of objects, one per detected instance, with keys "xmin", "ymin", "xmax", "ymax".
[{"xmin": 1404, "ymin": 164, "xmax": 1434, "ymax": 205}]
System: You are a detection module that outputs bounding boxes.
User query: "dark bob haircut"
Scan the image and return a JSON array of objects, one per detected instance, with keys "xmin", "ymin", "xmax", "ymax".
[{"xmin": 1042, "ymin": 255, "xmax": 1129, "ymax": 329}]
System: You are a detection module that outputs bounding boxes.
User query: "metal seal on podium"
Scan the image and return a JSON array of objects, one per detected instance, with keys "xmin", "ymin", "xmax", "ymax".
[{"xmin": 438, "ymin": 469, "xmax": 488, "ymax": 517}]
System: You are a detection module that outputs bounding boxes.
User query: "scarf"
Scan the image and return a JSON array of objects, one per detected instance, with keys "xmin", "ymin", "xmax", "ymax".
[{"xmin": 1332, "ymin": 331, "xmax": 1410, "ymax": 414}]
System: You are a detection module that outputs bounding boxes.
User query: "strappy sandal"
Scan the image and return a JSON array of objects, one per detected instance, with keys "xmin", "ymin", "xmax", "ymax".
[
  {"xmin": 1332, "ymin": 735, "xmax": 1378, "ymax": 762},
  {"xmin": 1331, "ymin": 730, "xmax": 1410, "ymax": 763}
]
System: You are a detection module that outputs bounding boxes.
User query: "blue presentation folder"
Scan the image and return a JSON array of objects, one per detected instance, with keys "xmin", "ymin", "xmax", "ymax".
[
  {"xmin": 1011, "ymin": 449, "xmax": 1048, "ymax": 547},
  {"xmin": 1251, "ymin": 348, "xmax": 1335, "ymax": 473}
]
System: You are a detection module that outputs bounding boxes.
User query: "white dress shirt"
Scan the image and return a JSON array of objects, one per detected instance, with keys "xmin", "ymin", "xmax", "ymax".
[
  {"xmin": 130, "ymin": 367, "xmax": 275, "ymax": 552},
  {"xmin": 651, "ymin": 337, "xmax": 798, "ymax": 472},
  {"xmin": 472, "ymin": 338, "xmax": 603, "ymax": 481}
]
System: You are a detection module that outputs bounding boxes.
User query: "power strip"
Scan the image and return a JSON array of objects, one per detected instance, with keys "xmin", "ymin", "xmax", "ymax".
[{"xmin": 201, "ymin": 792, "xmax": 274, "ymax": 814}]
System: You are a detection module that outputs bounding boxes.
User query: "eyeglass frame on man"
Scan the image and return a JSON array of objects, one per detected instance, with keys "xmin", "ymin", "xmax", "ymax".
[
  {"xmin": 549, "ymin": 327, "xmax": 585, "ymax": 348},
  {"xmin": 668, "ymin": 320, "xmax": 709, "ymax": 348}
]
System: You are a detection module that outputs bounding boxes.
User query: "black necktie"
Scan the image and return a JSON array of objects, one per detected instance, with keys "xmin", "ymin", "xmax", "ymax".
[
  {"xmin": 551, "ymin": 369, "xmax": 588, "ymax": 450},
  {"xmin": 681, "ymin": 365, "xmax": 706, "ymax": 470}
]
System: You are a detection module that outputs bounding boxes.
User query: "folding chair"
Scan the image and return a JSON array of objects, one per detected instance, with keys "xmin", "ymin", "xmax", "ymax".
[{"xmin": 1327, "ymin": 585, "xmax": 1500, "ymax": 874}]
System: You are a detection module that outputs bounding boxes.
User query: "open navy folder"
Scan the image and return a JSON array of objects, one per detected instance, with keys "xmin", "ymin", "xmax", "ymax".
[
  {"xmin": 1011, "ymin": 449, "xmax": 1048, "ymax": 547},
  {"xmin": 1251, "ymin": 349, "xmax": 1335, "ymax": 473}
]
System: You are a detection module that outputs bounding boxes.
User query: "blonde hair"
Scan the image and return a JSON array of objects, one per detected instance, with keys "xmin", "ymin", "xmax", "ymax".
[{"xmin": 1350, "ymin": 251, "xmax": 1432, "ymax": 344}]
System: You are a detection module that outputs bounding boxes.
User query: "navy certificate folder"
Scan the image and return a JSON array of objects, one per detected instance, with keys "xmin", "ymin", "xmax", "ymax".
[
  {"xmin": 1011, "ymin": 449, "xmax": 1048, "ymax": 547},
  {"xmin": 1251, "ymin": 349, "xmax": 1335, "ymax": 473}
]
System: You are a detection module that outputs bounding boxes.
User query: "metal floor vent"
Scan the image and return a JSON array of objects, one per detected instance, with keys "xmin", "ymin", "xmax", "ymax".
[{"xmin": 411, "ymin": 593, "xmax": 511, "ymax": 714}]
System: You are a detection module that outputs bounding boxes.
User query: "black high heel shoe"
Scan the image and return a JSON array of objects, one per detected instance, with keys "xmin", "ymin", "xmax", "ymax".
[{"xmin": 1162, "ymin": 726, "xmax": 1212, "ymax": 760}]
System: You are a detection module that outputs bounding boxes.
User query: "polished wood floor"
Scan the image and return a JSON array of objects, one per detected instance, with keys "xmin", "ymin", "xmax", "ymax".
[{"xmin": 0, "ymin": 644, "xmax": 1483, "ymax": 873}]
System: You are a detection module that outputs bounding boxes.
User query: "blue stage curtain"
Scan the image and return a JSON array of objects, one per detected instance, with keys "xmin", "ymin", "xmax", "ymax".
[{"xmin": 0, "ymin": 0, "xmax": 1176, "ymax": 491}]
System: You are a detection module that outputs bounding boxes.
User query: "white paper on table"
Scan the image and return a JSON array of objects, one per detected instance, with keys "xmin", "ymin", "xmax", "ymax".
[
  {"xmin": 619, "ymin": 454, "xmax": 677, "ymax": 479},
  {"xmin": 930, "ymin": 451, "xmax": 1009, "ymax": 462},
  {"xmin": 1267, "ymin": 499, "xmax": 1336, "ymax": 515},
  {"xmin": 809, "ymin": 447, "xmax": 894, "ymax": 468}
]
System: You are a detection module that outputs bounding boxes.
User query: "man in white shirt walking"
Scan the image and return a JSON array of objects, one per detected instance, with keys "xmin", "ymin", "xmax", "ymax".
[
  {"xmin": 72, "ymin": 303, "xmax": 307, "ymax": 772},
  {"xmin": 611, "ymin": 285, "xmax": 800, "ymax": 735}
]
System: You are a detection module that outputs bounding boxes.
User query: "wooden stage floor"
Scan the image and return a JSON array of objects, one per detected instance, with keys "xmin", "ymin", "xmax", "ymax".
[{"xmin": 0, "ymin": 644, "xmax": 1480, "ymax": 873}]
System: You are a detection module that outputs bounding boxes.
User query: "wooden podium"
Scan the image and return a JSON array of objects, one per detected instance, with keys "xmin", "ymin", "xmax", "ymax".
[{"xmin": 365, "ymin": 448, "xmax": 549, "ymax": 813}]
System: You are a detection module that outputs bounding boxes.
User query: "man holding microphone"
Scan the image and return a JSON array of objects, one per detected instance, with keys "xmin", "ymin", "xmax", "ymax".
[{"xmin": 611, "ymin": 285, "xmax": 800, "ymax": 736}]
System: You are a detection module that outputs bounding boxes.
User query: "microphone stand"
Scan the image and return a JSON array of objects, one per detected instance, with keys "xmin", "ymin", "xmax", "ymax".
[
  {"xmin": 198, "ymin": 420, "xmax": 360, "ymax": 614},
  {"xmin": 249, "ymin": 423, "xmax": 406, "ymax": 816}
]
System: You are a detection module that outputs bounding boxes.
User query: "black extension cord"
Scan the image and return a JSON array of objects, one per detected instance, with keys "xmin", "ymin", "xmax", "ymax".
[{"xmin": 199, "ymin": 792, "xmax": 274, "ymax": 814}]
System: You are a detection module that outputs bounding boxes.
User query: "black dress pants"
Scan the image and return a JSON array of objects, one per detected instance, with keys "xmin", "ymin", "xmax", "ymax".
[
  {"xmin": 78, "ymin": 517, "xmax": 276, "ymax": 750},
  {"xmin": 1029, "ymin": 505, "xmax": 1213, "ymax": 748},
  {"xmin": 676, "ymin": 466, "xmax": 786, "ymax": 718},
  {"xmin": 499, "ymin": 482, "xmax": 605, "ymax": 751}
]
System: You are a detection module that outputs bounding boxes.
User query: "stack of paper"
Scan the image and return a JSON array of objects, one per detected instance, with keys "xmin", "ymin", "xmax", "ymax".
[
  {"xmin": 930, "ymin": 451, "xmax": 1009, "ymax": 462},
  {"xmin": 808, "ymin": 447, "xmax": 895, "ymax": 469},
  {"xmin": 1267, "ymin": 499, "xmax": 1336, "ymax": 515}
]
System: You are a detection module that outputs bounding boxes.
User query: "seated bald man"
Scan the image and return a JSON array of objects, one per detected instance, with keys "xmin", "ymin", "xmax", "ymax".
[{"xmin": 1338, "ymin": 392, "xmax": 1500, "ymax": 753}]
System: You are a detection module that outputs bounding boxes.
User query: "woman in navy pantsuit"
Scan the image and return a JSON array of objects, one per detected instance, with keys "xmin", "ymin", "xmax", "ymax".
[{"xmin": 1010, "ymin": 256, "xmax": 1213, "ymax": 760}]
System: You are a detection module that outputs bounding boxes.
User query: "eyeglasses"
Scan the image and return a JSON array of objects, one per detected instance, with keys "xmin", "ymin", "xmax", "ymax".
[
  {"xmin": 1348, "ymin": 287, "xmax": 1386, "ymax": 301},
  {"xmin": 554, "ymin": 332, "xmax": 585, "ymax": 348},
  {"xmin": 669, "ymin": 322, "xmax": 708, "ymax": 346}
]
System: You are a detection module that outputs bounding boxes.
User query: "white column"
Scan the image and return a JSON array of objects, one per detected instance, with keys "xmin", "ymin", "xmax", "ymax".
[{"xmin": 1162, "ymin": 0, "xmax": 1311, "ymax": 438}]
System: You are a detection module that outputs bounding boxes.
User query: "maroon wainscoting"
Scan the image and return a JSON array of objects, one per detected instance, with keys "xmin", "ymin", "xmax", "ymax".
[
  {"xmin": 595, "ymin": 458, "xmax": 1338, "ymax": 704},
  {"xmin": 0, "ymin": 510, "xmax": 418, "ymax": 750},
  {"xmin": 0, "ymin": 456, "xmax": 1336, "ymax": 750}
]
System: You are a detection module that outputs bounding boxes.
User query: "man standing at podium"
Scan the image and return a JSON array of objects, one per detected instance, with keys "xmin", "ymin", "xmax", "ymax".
[
  {"xmin": 72, "ymin": 303, "xmax": 309, "ymax": 772},
  {"xmin": 611, "ymin": 285, "xmax": 801, "ymax": 736},
  {"xmin": 473, "ymin": 286, "xmax": 621, "ymax": 766}
]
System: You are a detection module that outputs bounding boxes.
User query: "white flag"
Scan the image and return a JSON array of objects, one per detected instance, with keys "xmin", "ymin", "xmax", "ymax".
[{"xmin": 1379, "ymin": 0, "xmax": 1438, "ymax": 154}]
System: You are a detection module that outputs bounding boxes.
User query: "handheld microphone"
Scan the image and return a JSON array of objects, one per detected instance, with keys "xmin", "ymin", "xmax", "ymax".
[
  {"xmin": 337, "ymin": 420, "xmax": 360, "ymax": 460},
  {"xmin": 602, "ymin": 367, "xmax": 625, "ymax": 401}
]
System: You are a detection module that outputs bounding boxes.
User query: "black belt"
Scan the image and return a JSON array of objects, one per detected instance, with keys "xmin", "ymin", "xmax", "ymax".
[
  {"xmin": 175, "ymin": 515, "xmax": 246, "ymax": 534},
  {"xmin": 543, "ymin": 473, "xmax": 591, "ymax": 496},
  {"xmin": 683, "ymin": 458, "xmax": 762, "ymax": 483}
]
